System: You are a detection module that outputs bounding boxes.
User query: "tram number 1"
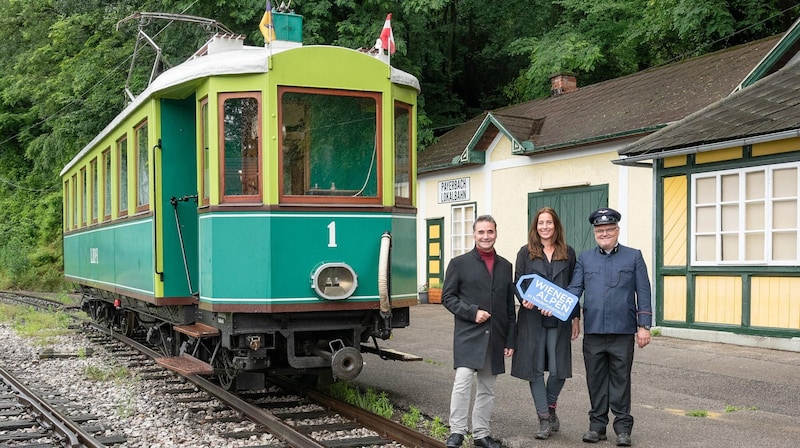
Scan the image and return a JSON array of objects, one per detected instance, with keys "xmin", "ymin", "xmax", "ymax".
[{"xmin": 327, "ymin": 221, "xmax": 337, "ymax": 247}]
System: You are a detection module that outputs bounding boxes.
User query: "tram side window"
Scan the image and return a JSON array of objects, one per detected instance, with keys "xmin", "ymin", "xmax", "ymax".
[
  {"xmin": 280, "ymin": 88, "xmax": 380, "ymax": 202},
  {"xmin": 135, "ymin": 121, "xmax": 149, "ymax": 211},
  {"xmin": 220, "ymin": 93, "xmax": 261, "ymax": 202},
  {"xmin": 63, "ymin": 180, "xmax": 70, "ymax": 231},
  {"xmin": 102, "ymin": 149, "xmax": 111, "ymax": 221},
  {"xmin": 71, "ymin": 174, "xmax": 78, "ymax": 228},
  {"xmin": 80, "ymin": 167, "xmax": 87, "ymax": 226},
  {"xmin": 118, "ymin": 136, "xmax": 128, "ymax": 217},
  {"xmin": 394, "ymin": 102, "xmax": 412, "ymax": 205},
  {"xmin": 90, "ymin": 158, "xmax": 98, "ymax": 224}
]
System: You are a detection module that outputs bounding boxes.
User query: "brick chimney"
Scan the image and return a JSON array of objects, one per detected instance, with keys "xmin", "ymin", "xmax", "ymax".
[{"xmin": 550, "ymin": 73, "xmax": 577, "ymax": 96}]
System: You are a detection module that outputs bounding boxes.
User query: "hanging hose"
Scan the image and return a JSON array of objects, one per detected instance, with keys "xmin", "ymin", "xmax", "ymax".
[{"xmin": 378, "ymin": 231, "xmax": 392, "ymax": 317}]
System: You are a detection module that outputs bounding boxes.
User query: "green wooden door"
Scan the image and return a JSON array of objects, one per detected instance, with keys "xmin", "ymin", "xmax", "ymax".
[
  {"xmin": 425, "ymin": 218, "xmax": 444, "ymax": 288},
  {"xmin": 527, "ymin": 185, "xmax": 608, "ymax": 255}
]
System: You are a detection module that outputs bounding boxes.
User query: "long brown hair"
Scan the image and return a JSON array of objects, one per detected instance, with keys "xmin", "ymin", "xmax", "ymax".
[{"xmin": 527, "ymin": 207, "xmax": 569, "ymax": 261}]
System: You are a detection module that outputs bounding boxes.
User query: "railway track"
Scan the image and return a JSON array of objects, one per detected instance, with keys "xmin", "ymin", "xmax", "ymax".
[
  {"xmin": 1, "ymin": 291, "xmax": 447, "ymax": 448},
  {"xmin": 0, "ymin": 364, "xmax": 126, "ymax": 447}
]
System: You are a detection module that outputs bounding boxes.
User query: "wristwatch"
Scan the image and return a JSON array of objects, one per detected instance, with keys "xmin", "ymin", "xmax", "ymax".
[{"xmin": 638, "ymin": 324, "xmax": 651, "ymax": 331}]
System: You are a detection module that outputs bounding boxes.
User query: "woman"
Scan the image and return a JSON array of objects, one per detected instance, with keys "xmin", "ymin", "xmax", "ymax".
[{"xmin": 511, "ymin": 207, "xmax": 580, "ymax": 440}]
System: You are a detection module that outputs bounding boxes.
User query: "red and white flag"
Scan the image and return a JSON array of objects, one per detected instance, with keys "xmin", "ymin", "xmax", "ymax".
[{"xmin": 374, "ymin": 13, "xmax": 396, "ymax": 54}]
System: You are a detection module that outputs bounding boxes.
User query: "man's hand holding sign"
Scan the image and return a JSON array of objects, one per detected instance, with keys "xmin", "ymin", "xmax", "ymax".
[{"xmin": 515, "ymin": 274, "xmax": 579, "ymax": 321}]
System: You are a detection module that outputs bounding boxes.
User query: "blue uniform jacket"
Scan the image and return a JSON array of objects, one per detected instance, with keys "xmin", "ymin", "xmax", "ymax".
[{"xmin": 567, "ymin": 244, "xmax": 652, "ymax": 334}]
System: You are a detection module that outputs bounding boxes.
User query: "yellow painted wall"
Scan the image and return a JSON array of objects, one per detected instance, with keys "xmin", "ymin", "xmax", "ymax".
[
  {"xmin": 751, "ymin": 137, "xmax": 800, "ymax": 157},
  {"xmin": 662, "ymin": 176, "xmax": 687, "ymax": 266},
  {"xmin": 694, "ymin": 276, "xmax": 742, "ymax": 325},
  {"xmin": 751, "ymin": 277, "xmax": 800, "ymax": 329},
  {"xmin": 695, "ymin": 147, "xmax": 742, "ymax": 164},
  {"xmin": 663, "ymin": 276, "xmax": 687, "ymax": 322}
]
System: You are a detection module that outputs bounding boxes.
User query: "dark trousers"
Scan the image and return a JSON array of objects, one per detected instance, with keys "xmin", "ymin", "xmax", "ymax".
[{"xmin": 582, "ymin": 334, "xmax": 635, "ymax": 435}]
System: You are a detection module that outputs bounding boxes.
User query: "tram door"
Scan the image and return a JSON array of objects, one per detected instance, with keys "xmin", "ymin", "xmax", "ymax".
[{"xmin": 425, "ymin": 218, "xmax": 444, "ymax": 288}]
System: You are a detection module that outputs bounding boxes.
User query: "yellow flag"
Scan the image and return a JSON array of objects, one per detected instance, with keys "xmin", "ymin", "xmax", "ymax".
[{"xmin": 259, "ymin": 3, "xmax": 276, "ymax": 43}]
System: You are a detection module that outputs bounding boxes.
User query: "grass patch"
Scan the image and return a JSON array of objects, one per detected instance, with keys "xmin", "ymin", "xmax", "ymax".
[
  {"xmin": 650, "ymin": 328, "xmax": 662, "ymax": 337},
  {"xmin": 686, "ymin": 409, "xmax": 708, "ymax": 417},
  {"xmin": 327, "ymin": 382, "xmax": 394, "ymax": 419},
  {"xmin": 0, "ymin": 303, "xmax": 72, "ymax": 340},
  {"xmin": 401, "ymin": 406, "xmax": 423, "ymax": 428},
  {"xmin": 725, "ymin": 405, "xmax": 743, "ymax": 413},
  {"xmin": 84, "ymin": 364, "xmax": 132, "ymax": 382},
  {"xmin": 427, "ymin": 416, "xmax": 449, "ymax": 439}
]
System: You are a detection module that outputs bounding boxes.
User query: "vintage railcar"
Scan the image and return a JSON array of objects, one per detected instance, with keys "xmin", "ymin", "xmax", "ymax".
[{"xmin": 60, "ymin": 12, "xmax": 419, "ymax": 389}]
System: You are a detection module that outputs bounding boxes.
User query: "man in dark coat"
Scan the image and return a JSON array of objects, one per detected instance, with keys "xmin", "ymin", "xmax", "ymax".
[
  {"xmin": 442, "ymin": 215, "xmax": 517, "ymax": 448},
  {"xmin": 567, "ymin": 208, "xmax": 652, "ymax": 447}
]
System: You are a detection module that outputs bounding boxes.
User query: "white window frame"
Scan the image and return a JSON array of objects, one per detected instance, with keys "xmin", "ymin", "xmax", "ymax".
[
  {"xmin": 451, "ymin": 203, "xmax": 476, "ymax": 258},
  {"xmin": 691, "ymin": 161, "xmax": 799, "ymax": 266}
]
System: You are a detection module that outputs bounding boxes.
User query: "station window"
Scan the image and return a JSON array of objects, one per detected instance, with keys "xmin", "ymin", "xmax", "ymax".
[
  {"xmin": 279, "ymin": 87, "xmax": 381, "ymax": 204},
  {"xmin": 394, "ymin": 102, "xmax": 413, "ymax": 205},
  {"xmin": 135, "ymin": 121, "xmax": 149, "ymax": 211},
  {"xmin": 200, "ymin": 98, "xmax": 210, "ymax": 205},
  {"xmin": 118, "ymin": 136, "xmax": 128, "ymax": 217},
  {"xmin": 451, "ymin": 203, "xmax": 476, "ymax": 258},
  {"xmin": 90, "ymin": 158, "xmax": 98, "ymax": 224},
  {"xmin": 102, "ymin": 149, "xmax": 111, "ymax": 221},
  {"xmin": 692, "ymin": 161, "xmax": 799, "ymax": 265},
  {"xmin": 80, "ymin": 167, "xmax": 87, "ymax": 226},
  {"xmin": 219, "ymin": 92, "xmax": 261, "ymax": 203}
]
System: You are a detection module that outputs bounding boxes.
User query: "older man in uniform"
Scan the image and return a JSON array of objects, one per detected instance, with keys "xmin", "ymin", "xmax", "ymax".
[{"xmin": 567, "ymin": 208, "xmax": 652, "ymax": 447}]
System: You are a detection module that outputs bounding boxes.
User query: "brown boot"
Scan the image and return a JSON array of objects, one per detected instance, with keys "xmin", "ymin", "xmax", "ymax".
[{"xmin": 534, "ymin": 413, "xmax": 552, "ymax": 439}]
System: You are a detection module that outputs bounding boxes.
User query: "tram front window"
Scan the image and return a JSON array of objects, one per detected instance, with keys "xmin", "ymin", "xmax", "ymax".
[{"xmin": 280, "ymin": 89, "xmax": 380, "ymax": 201}]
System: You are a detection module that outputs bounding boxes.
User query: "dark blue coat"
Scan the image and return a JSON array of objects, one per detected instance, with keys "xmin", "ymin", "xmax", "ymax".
[
  {"xmin": 567, "ymin": 244, "xmax": 652, "ymax": 334},
  {"xmin": 442, "ymin": 247, "xmax": 517, "ymax": 375}
]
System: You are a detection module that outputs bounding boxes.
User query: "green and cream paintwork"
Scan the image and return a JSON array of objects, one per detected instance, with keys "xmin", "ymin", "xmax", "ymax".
[{"xmin": 62, "ymin": 35, "xmax": 419, "ymax": 308}]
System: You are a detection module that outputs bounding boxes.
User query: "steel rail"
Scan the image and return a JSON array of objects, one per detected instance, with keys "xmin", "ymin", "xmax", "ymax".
[
  {"xmin": 0, "ymin": 365, "xmax": 106, "ymax": 448},
  {"xmin": 90, "ymin": 322, "xmax": 327, "ymax": 448}
]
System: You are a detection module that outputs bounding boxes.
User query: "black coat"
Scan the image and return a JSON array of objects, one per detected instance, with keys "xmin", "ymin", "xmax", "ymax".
[
  {"xmin": 510, "ymin": 244, "xmax": 578, "ymax": 381},
  {"xmin": 442, "ymin": 248, "xmax": 517, "ymax": 375}
]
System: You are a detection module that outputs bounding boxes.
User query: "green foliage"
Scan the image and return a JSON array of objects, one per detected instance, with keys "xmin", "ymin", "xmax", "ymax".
[
  {"xmin": 427, "ymin": 416, "xmax": 449, "ymax": 439},
  {"xmin": 327, "ymin": 382, "xmax": 394, "ymax": 419},
  {"xmin": 686, "ymin": 409, "xmax": 708, "ymax": 417},
  {"xmin": 401, "ymin": 406, "xmax": 423, "ymax": 428}
]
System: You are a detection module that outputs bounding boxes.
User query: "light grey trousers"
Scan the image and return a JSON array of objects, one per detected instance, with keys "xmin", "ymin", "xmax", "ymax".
[{"xmin": 448, "ymin": 349, "xmax": 497, "ymax": 439}]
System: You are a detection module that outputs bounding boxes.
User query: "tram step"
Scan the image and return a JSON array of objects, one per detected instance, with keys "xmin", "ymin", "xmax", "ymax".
[
  {"xmin": 359, "ymin": 344, "xmax": 423, "ymax": 361},
  {"xmin": 174, "ymin": 322, "xmax": 220, "ymax": 338},
  {"xmin": 155, "ymin": 354, "xmax": 214, "ymax": 376}
]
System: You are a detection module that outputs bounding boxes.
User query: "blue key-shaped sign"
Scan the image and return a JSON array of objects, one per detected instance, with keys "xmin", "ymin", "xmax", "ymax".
[{"xmin": 515, "ymin": 274, "xmax": 579, "ymax": 321}]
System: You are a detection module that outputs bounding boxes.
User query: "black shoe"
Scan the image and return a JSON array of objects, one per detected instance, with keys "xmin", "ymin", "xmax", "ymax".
[
  {"xmin": 445, "ymin": 433, "xmax": 464, "ymax": 448},
  {"xmin": 534, "ymin": 414, "xmax": 552, "ymax": 440},
  {"xmin": 616, "ymin": 433, "xmax": 632, "ymax": 446},
  {"xmin": 548, "ymin": 407, "xmax": 560, "ymax": 432},
  {"xmin": 473, "ymin": 435, "xmax": 502, "ymax": 448},
  {"xmin": 582, "ymin": 430, "xmax": 608, "ymax": 443}
]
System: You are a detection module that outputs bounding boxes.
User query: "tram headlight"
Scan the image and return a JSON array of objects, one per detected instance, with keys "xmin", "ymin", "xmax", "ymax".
[{"xmin": 311, "ymin": 262, "xmax": 358, "ymax": 300}]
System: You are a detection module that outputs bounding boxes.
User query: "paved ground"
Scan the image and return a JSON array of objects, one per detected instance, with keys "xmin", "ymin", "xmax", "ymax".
[{"xmin": 354, "ymin": 304, "xmax": 800, "ymax": 448}]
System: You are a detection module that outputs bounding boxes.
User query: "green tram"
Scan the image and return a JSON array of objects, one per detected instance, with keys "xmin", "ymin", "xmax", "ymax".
[{"xmin": 60, "ymin": 12, "xmax": 420, "ymax": 389}]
